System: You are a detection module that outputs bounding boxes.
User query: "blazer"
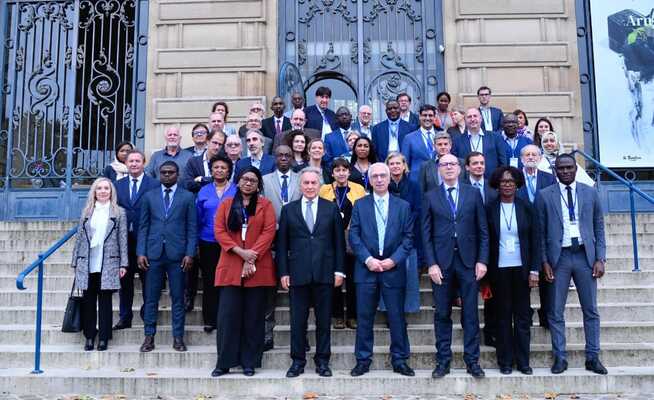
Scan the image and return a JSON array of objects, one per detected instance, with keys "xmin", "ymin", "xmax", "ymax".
[
  {"xmin": 516, "ymin": 169, "xmax": 556, "ymax": 203},
  {"xmin": 402, "ymin": 112, "xmax": 420, "ymax": 131},
  {"xmin": 350, "ymin": 120, "xmax": 372, "ymax": 138},
  {"xmin": 102, "ymin": 165, "xmax": 122, "ymax": 183},
  {"xmin": 234, "ymin": 154, "xmax": 276, "ymax": 178},
  {"xmin": 401, "ymin": 129, "xmax": 435, "ymax": 182},
  {"xmin": 348, "ymin": 194, "xmax": 414, "ymax": 286},
  {"xmin": 272, "ymin": 127, "xmax": 321, "ymax": 150},
  {"xmin": 486, "ymin": 197, "xmax": 540, "ymax": 282},
  {"xmin": 276, "ymin": 198, "xmax": 346, "ymax": 285},
  {"xmin": 447, "ymin": 126, "xmax": 466, "ymax": 141},
  {"xmin": 452, "ymin": 131, "xmax": 508, "ymax": 178},
  {"xmin": 466, "ymin": 178, "xmax": 499, "ymax": 206},
  {"xmin": 182, "ymin": 155, "xmax": 212, "ymax": 194},
  {"xmin": 319, "ymin": 181, "xmax": 367, "ymax": 228},
  {"xmin": 214, "ymin": 197, "xmax": 277, "ymax": 287},
  {"xmin": 421, "ymin": 183, "xmax": 489, "ymax": 269},
  {"xmin": 304, "ymin": 105, "xmax": 338, "ymax": 132},
  {"xmin": 479, "ymin": 106, "xmax": 504, "ymax": 133},
  {"xmin": 501, "ymin": 135, "xmax": 533, "ymax": 169},
  {"xmin": 261, "ymin": 116, "xmax": 292, "ymax": 140},
  {"xmin": 371, "ymin": 119, "xmax": 412, "ymax": 162},
  {"xmin": 324, "ymin": 129, "xmax": 351, "ymax": 161},
  {"xmin": 261, "ymin": 170, "xmax": 302, "ymax": 221},
  {"xmin": 418, "ymin": 157, "xmax": 466, "ymax": 193},
  {"xmin": 71, "ymin": 206, "xmax": 129, "ymax": 291},
  {"xmin": 535, "ymin": 182, "xmax": 606, "ymax": 268},
  {"xmin": 115, "ymin": 174, "xmax": 160, "ymax": 235},
  {"xmin": 137, "ymin": 186, "xmax": 198, "ymax": 261}
]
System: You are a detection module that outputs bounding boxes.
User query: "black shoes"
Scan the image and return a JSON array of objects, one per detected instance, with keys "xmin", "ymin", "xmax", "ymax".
[
  {"xmin": 551, "ymin": 358, "xmax": 568, "ymax": 374},
  {"xmin": 392, "ymin": 363, "xmax": 415, "ymax": 377},
  {"xmin": 203, "ymin": 325, "xmax": 216, "ymax": 333},
  {"xmin": 431, "ymin": 363, "xmax": 450, "ymax": 378},
  {"xmin": 350, "ymin": 363, "xmax": 370, "ymax": 377},
  {"xmin": 499, "ymin": 366, "xmax": 512, "ymax": 375},
  {"xmin": 263, "ymin": 341, "xmax": 274, "ymax": 352},
  {"xmin": 97, "ymin": 340, "xmax": 108, "ymax": 351},
  {"xmin": 466, "ymin": 363, "xmax": 485, "ymax": 378},
  {"xmin": 185, "ymin": 298, "xmax": 194, "ymax": 312},
  {"xmin": 243, "ymin": 367, "xmax": 255, "ymax": 376},
  {"xmin": 518, "ymin": 366, "xmax": 533, "ymax": 375},
  {"xmin": 140, "ymin": 335, "xmax": 155, "ymax": 352},
  {"xmin": 172, "ymin": 337, "xmax": 187, "ymax": 352},
  {"xmin": 286, "ymin": 363, "xmax": 304, "ymax": 378},
  {"xmin": 585, "ymin": 358, "xmax": 608, "ymax": 375},
  {"xmin": 84, "ymin": 338, "xmax": 94, "ymax": 351},
  {"xmin": 211, "ymin": 367, "xmax": 229, "ymax": 377},
  {"xmin": 315, "ymin": 364, "xmax": 332, "ymax": 377},
  {"xmin": 113, "ymin": 320, "xmax": 132, "ymax": 330}
]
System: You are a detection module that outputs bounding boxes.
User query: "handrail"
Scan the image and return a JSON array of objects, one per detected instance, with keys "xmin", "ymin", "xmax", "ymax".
[
  {"xmin": 15, "ymin": 225, "xmax": 78, "ymax": 374},
  {"xmin": 573, "ymin": 149, "xmax": 654, "ymax": 272}
]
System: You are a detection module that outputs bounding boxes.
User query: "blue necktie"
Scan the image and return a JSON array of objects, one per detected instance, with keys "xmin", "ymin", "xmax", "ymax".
[
  {"xmin": 164, "ymin": 188, "xmax": 171, "ymax": 215},
  {"xmin": 447, "ymin": 187, "xmax": 456, "ymax": 216},
  {"xmin": 473, "ymin": 181, "xmax": 484, "ymax": 204},
  {"xmin": 527, "ymin": 175, "xmax": 536, "ymax": 203},
  {"xmin": 375, "ymin": 198, "xmax": 386, "ymax": 256},
  {"xmin": 425, "ymin": 131, "xmax": 434, "ymax": 156},
  {"xmin": 130, "ymin": 178, "xmax": 138, "ymax": 203},
  {"xmin": 281, "ymin": 175, "xmax": 288, "ymax": 203}
]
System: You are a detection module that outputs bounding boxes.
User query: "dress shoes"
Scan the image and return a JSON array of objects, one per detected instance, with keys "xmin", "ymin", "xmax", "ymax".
[
  {"xmin": 346, "ymin": 318, "xmax": 357, "ymax": 329},
  {"xmin": 211, "ymin": 367, "xmax": 229, "ymax": 377},
  {"xmin": 350, "ymin": 363, "xmax": 369, "ymax": 377},
  {"xmin": 305, "ymin": 341, "xmax": 311, "ymax": 352},
  {"xmin": 243, "ymin": 367, "xmax": 255, "ymax": 376},
  {"xmin": 585, "ymin": 358, "xmax": 608, "ymax": 375},
  {"xmin": 113, "ymin": 320, "xmax": 132, "ymax": 330},
  {"xmin": 431, "ymin": 363, "xmax": 450, "ymax": 378},
  {"xmin": 140, "ymin": 336, "xmax": 155, "ymax": 353},
  {"xmin": 84, "ymin": 338, "xmax": 95, "ymax": 351},
  {"xmin": 518, "ymin": 366, "xmax": 533, "ymax": 375},
  {"xmin": 173, "ymin": 337, "xmax": 187, "ymax": 352},
  {"xmin": 97, "ymin": 340, "xmax": 108, "ymax": 351},
  {"xmin": 315, "ymin": 364, "xmax": 332, "ymax": 377},
  {"xmin": 184, "ymin": 298, "xmax": 194, "ymax": 312},
  {"xmin": 466, "ymin": 363, "xmax": 485, "ymax": 378},
  {"xmin": 499, "ymin": 366, "xmax": 512, "ymax": 375},
  {"xmin": 333, "ymin": 318, "xmax": 345, "ymax": 329},
  {"xmin": 538, "ymin": 313, "xmax": 550, "ymax": 330},
  {"xmin": 392, "ymin": 363, "xmax": 415, "ymax": 377},
  {"xmin": 263, "ymin": 341, "xmax": 274, "ymax": 352},
  {"xmin": 551, "ymin": 358, "xmax": 568, "ymax": 374},
  {"xmin": 286, "ymin": 364, "xmax": 304, "ymax": 378},
  {"xmin": 203, "ymin": 325, "xmax": 216, "ymax": 333},
  {"xmin": 484, "ymin": 335, "xmax": 497, "ymax": 348}
]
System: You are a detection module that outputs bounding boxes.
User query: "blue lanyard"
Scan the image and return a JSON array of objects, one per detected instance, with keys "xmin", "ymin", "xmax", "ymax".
[
  {"xmin": 241, "ymin": 207, "xmax": 249, "ymax": 225},
  {"xmin": 335, "ymin": 185, "xmax": 349, "ymax": 211}
]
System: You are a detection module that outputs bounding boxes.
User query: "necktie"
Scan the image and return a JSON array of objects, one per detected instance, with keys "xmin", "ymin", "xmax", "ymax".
[
  {"xmin": 566, "ymin": 186, "xmax": 579, "ymax": 251},
  {"xmin": 425, "ymin": 130, "xmax": 434, "ymax": 156},
  {"xmin": 527, "ymin": 175, "xmax": 536, "ymax": 203},
  {"xmin": 447, "ymin": 187, "xmax": 457, "ymax": 216},
  {"xmin": 130, "ymin": 178, "xmax": 138, "ymax": 203},
  {"xmin": 305, "ymin": 200, "xmax": 314, "ymax": 232},
  {"xmin": 474, "ymin": 181, "xmax": 484, "ymax": 204},
  {"xmin": 281, "ymin": 175, "xmax": 288, "ymax": 203},
  {"xmin": 390, "ymin": 123, "xmax": 398, "ymax": 138},
  {"xmin": 164, "ymin": 188, "xmax": 172, "ymax": 215},
  {"xmin": 375, "ymin": 198, "xmax": 386, "ymax": 255},
  {"xmin": 276, "ymin": 119, "xmax": 282, "ymax": 136}
]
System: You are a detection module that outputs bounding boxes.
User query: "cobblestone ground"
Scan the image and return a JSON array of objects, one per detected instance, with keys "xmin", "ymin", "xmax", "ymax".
[{"xmin": 1, "ymin": 394, "xmax": 652, "ymax": 400}]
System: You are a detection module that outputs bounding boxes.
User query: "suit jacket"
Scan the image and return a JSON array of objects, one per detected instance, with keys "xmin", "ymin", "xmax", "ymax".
[
  {"xmin": 182, "ymin": 155, "xmax": 212, "ymax": 194},
  {"xmin": 234, "ymin": 154, "xmax": 276, "ymax": 178},
  {"xmin": 516, "ymin": 169, "xmax": 556, "ymax": 204},
  {"xmin": 480, "ymin": 106, "xmax": 504, "ymax": 133},
  {"xmin": 466, "ymin": 179, "xmax": 499, "ymax": 206},
  {"xmin": 421, "ymin": 183, "xmax": 489, "ymax": 269},
  {"xmin": 261, "ymin": 116, "xmax": 292, "ymax": 140},
  {"xmin": 348, "ymin": 194, "xmax": 414, "ymax": 286},
  {"xmin": 501, "ymin": 135, "xmax": 533, "ymax": 169},
  {"xmin": 402, "ymin": 112, "xmax": 420, "ymax": 131},
  {"xmin": 350, "ymin": 120, "xmax": 372, "ymax": 138},
  {"xmin": 452, "ymin": 131, "xmax": 508, "ymax": 178},
  {"xmin": 115, "ymin": 174, "xmax": 160, "ymax": 235},
  {"xmin": 137, "ymin": 186, "xmax": 198, "ymax": 261},
  {"xmin": 324, "ymin": 129, "xmax": 350, "ymax": 161},
  {"xmin": 304, "ymin": 105, "xmax": 338, "ymax": 132},
  {"xmin": 371, "ymin": 119, "xmax": 412, "ymax": 162},
  {"xmin": 486, "ymin": 196, "xmax": 539, "ymax": 281},
  {"xmin": 261, "ymin": 170, "xmax": 302, "ymax": 221},
  {"xmin": 240, "ymin": 136, "xmax": 273, "ymax": 156},
  {"xmin": 276, "ymin": 198, "xmax": 345, "ymax": 285},
  {"xmin": 273, "ymin": 127, "xmax": 321, "ymax": 150},
  {"xmin": 214, "ymin": 197, "xmax": 277, "ymax": 287},
  {"xmin": 418, "ymin": 157, "xmax": 466, "ymax": 193},
  {"xmin": 401, "ymin": 130, "xmax": 435, "ymax": 182},
  {"xmin": 535, "ymin": 182, "xmax": 606, "ymax": 268}
]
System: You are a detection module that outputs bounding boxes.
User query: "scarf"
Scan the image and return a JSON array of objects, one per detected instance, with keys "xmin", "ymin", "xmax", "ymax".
[
  {"xmin": 89, "ymin": 202, "xmax": 110, "ymax": 249},
  {"xmin": 110, "ymin": 159, "xmax": 129, "ymax": 180}
]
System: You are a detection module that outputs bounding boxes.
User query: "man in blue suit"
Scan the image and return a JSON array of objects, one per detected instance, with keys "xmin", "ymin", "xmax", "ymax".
[
  {"xmin": 452, "ymin": 107, "xmax": 507, "ymax": 178},
  {"xmin": 137, "ymin": 161, "xmax": 197, "ymax": 353},
  {"xmin": 422, "ymin": 153, "xmax": 489, "ymax": 379},
  {"xmin": 401, "ymin": 104, "xmax": 438, "ymax": 183},
  {"xmin": 113, "ymin": 149, "xmax": 160, "ymax": 330},
  {"xmin": 348, "ymin": 162, "xmax": 415, "ymax": 377},
  {"xmin": 304, "ymin": 86, "xmax": 338, "ymax": 136},
  {"xmin": 477, "ymin": 86, "xmax": 504, "ymax": 133},
  {"xmin": 500, "ymin": 114, "xmax": 532, "ymax": 169},
  {"xmin": 371, "ymin": 100, "xmax": 412, "ymax": 162},
  {"xmin": 234, "ymin": 129, "xmax": 276, "ymax": 178},
  {"xmin": 324, "ymin": 106, "xmax": 353, "ymax": 161}
]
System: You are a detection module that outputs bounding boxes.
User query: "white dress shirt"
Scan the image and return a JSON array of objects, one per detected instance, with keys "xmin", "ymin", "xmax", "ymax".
[
  {"xmin": 128, "ymin": 173, "xmax": 144, "ymax": 194},
  {"xmin": 480, "ymin": 106, "xmax": 493, "ymax": 132},
  {"xmin": 469, "ymin": 177, "xmax": 485, "ymax": 203},
  {"xmin": 559, "ymin": 181, "xmax": 583, "ymax": 247},
  {"xmin": 498, "ymin": 202, "xmax": 523, "ymax": 268},
  {"xmin": 388, "ymin": 120, "xmax": 400, "ymax": 152},
  {"xmin": 467, "ymin": 130, "xmax": 485, "ymax": 153}
]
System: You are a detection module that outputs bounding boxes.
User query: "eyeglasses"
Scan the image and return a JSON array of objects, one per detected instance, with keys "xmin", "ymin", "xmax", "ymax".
[
  {"xmin": 192, "ymin": 130, "xmax": 207, "ymax": 136},
  {"xmin": 225, "ymin": 143, "xmax": 240, "ymax": 147},
  {"xmin": 239, "ymin": 177, "xmax": 259, "ymax": 184},
  {"xmin": 439, "ymin": 162, "xmax": 459, "ymax": 168}
]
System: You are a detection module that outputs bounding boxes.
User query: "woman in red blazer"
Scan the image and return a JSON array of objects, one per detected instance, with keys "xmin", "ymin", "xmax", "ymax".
[{"xmin": 211, "ymin": 166, "xmax": 277, "ymax": 377}]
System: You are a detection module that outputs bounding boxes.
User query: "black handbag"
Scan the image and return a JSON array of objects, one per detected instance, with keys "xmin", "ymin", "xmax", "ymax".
[{"xmin": 61, "ymin": 280, "xmax": 82, "ymax": 333}]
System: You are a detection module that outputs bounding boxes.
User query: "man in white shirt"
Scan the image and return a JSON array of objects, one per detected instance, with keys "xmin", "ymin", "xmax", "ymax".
[
  {"xmin": 477, "ymin": 86, "xmax": 504, "ymax": 132},
  {"xmin": 352, "ymin": 105, "xmax": 373, "ymax": 138},
  {"xmin": 262, "ymin": 96, "xmax": 291, "ymax": 140}
]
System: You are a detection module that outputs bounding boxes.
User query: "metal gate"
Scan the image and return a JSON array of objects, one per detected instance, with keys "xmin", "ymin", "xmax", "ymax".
[
  {"xmin": 278, "ymin": 0, "xmax": 445, "ymax": 121},
  {"xmin": 0, "ymin": 0, "xmax": 148, "ymax": 220}
]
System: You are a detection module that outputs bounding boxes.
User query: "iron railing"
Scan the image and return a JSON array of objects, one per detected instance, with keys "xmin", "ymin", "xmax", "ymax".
[
  {"xmin": 15, "ymin": 225, "xmax": 78, "ymax": 374},
  {"xmin": 574, "ymin": 149, "xmax": 654, "ymax": 272}
]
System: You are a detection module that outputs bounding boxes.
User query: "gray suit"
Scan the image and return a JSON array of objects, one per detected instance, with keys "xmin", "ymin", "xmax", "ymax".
[
  {"xmin": 261, "ymin": 170, "xmax": 302, "ymax": 220},
  {"xmin": 535, "ymin": 182, "xmax": 606, "ymax": 361}
]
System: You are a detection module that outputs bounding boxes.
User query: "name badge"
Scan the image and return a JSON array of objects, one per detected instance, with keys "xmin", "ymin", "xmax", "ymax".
[
  {"xmin": 569, "ymin": 221, "xmax": 580, "ymax": 238},
  {"xmin": 510, "ymin": 157, "xmax": 519, "ymax": 168},
  {"xmin": 241, "ymin": 223, "xmax": 248, "ymax": 241},
  {"xmin": 504, "ymin": 238, "xmax": 516, "ymax": 253}
]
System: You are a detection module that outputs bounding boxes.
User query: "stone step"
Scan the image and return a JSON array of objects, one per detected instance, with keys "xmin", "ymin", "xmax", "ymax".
[
  {"xmin": 3, "ymin": 321, "xmax": 651, "ymax": 347},
  {"xmin": 0, "ymin": 222, "xmax": 75, "ymax": 231},
  {"xmin": 1, "ymin": 366, "xmax": 652, "ymax": 397},
  {"xmin": 1, "ymin": 303, "xmax": 650, "ymax": 326},
  {"xmin": 0, "ymin": 342, "xmax": 649, "ymax": 370}
]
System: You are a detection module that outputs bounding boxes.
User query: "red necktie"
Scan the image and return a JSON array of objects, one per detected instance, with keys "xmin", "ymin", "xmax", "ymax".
[{"xmin": 276, "ymin": 120, "xmax": 282, "ymax": 136}]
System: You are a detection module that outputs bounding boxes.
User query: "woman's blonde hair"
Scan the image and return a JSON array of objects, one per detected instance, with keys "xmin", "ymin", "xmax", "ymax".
[
  {"xmin": 81, "ymin": 177, "xmax": 120, "ymax": 218},
  {"xmin": 385, "ymin": 151, "xmax": 409, "ymax": 176}
]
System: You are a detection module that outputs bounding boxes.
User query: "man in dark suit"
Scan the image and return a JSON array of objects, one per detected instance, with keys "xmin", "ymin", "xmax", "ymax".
[
  {"xmin": 536, "ymin": 154, "xmax": 607, "ymax": 375},
  {"xmin": 517, "ymin": 144, "xmax": 556, "ymax": 329},
  {"xmin": 272, "ymin": 109, "xmax": 321, "ymax": 150},
  {"xmin": 396, "ymin": 92, "xmax": 419, "ymax": 131},
  {"xmin": 371, "ymin": 100, "xmax": 412, "ymax": 162},
  {"xmin": 235, "ymin": 129, "xmax": 276, "ymax": 177},
  {"xmin": 182, "ymin": 129, "xmax": 225, "ymax": 194},
  {"xmin": 419, "ymin": 131, "xmax": 466, "ymax": 193},
  {"xmin": 452, "ymin": 107, "xmax": 507, "ymax": 178},
  {"xmin": 348, "ymin": 162, "xmax": 415, "ymax": 377},
  {"xmin": 500, "ymin": 113, "xmax": 532, "ymax": 169},
  {"xmin": 350, "ymin": 105, "xmax": 373, "ymax": 138},
  {"xmin": 477, "ymin": 86, "xmax": 504, "ymax": 133},
  {"xmin": 422, "ymin": 153, "xmax": 489, "ymax": 379},
  {"xmin": 304, "ymin": 86, "xmax": 338, "ymax": 136},
  {"xmin": 277, "ymin": 167, "xmax": 346, "ymax": 378},
  {"xmin": 261, "ymin": 96, "xmax": 292, "ymax": 140},
  {"xmin": 137, "ymin": 161, "xmax": 197, "ymax": 353},
  {"xmin": 113, "ymin": 150, "xmax": 160, "ymax": 330},
  {"xmin": 324, "ymin": 106, "xmax": 354, "ymax": 161}
]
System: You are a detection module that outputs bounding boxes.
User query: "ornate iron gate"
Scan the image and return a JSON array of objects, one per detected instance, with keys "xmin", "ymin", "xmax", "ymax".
[
  {"xmin": 278, "ymin": 0, "xmax": 445, "ymax": 122},
  {"xmin": 0, "ymin": 0, "xmax": 148, "ymax": 219}
]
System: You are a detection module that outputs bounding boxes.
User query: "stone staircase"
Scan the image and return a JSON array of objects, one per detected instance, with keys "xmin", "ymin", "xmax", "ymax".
[{"xmin": 0, "ymin": 215, "xmax": 653, "ymax": 397}]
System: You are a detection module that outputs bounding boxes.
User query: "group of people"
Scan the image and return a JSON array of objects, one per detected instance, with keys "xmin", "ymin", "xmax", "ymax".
[{"xmin": 70, "ymin": 84, "xmax": 608, "ymax": 380}]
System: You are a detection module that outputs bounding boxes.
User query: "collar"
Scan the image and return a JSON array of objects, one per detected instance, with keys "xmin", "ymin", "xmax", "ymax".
[
  {"xmin": 523, "ymin": 168, "xmax": 538, "ymax": 178},
  {"xmin": 302, "ymin": 195, "xmax": 318, "ymax": 205},
  {"xmin": 443, "ymin": 181, "xmax": 459, "ymax": 191},
  {"xmin": 420, "ymin": 127, "xmax": 433, "ymax": 135},
  {"xmin": 250, "ymin": 153, "xmax": 262, "ymax": 162},
  {"xmin": 277, "ymin": 170, "xmax": 290, "ymax": 179},
  {"xmin": 359, "ymin": 119, "xmax": 370, "ymax": 128},
  {"xmin": 373, "ymin": 192, "xmax": 390, "ymax": 203},
  {"xmin": 130, "ymin": 173, "xmax": 144, "ymax": 182},
  {"xmin": 161, "ymin": 183, "xmax": 177, "ymax": 193},
  {"xmin": 164, "ymin": 146, "xmax": 180, "ymax": 156},
  {"xmin": 388, "ymin": 118, "xmax": 399, "ymax": 125},
  {"xmin": 467, "ymin": 129, "xmax": 484, "ymax": 137},
  {"xmin": 470, "ymin": 177, "xmax": 484, "ymax": 186},
  {"xmin": 502, "ymin": 131, "xmax": 518, "ymax": 141},
  {"xmin": 559, "ymin": 181, "xmax": 577, "ymax": 192}
]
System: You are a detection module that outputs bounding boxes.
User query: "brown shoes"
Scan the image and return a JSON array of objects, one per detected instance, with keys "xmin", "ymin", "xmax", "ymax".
[
  {"xmin": 140, "ymin": 335, "xmax": 155, "ymax": 352},
  {"xmin": 173, "ymin": 337, "xmax": 187, "ymax": 352},
  {"xmin": 346, "ymin": 318, "xmax": 357, "ymax": 329}
]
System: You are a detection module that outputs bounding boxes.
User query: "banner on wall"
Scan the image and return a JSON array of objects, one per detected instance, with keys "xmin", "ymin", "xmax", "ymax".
[{"xmin": 592, "ymin": 1, "xmax": 654, "ymax": 168}]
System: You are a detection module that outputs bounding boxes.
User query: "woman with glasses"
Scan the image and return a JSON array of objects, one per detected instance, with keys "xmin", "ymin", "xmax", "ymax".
[
  {"xmin": 486, "ymin": 166, "xmax": 539, "ymax": 375},
  {"xmin": 212, "ymin": 167, "xmax": 277, "ymax": 377}
]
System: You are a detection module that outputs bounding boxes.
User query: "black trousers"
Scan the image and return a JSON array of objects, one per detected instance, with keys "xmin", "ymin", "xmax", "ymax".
[
  {"xmin": 332, "ymin": 253, "xmax": 356, "ymax": 319},
  {"xmin": 198, "ymin": 240, "xmax": 221, "ymax": 327},
  {"xmin": 289, "ymin": 283, "xmax": 332, "ymax": 366},
  {"xmin": 185, "ymin": 253, "xmax": 201, "ymax": 307},
  {"xmin": 82, "ymin": 272, "xmax": 113, "ymax": 341},
  {"xmin": 216, "ymin": 286, "xmax": 267, "ymax": 369},
  {"xmin": 118, "ymin": 235, "xmax": 147, "ymax": 323},
  {"xmin": 483, "ymin": 296, "xmax": 498, "ymax": 342},
  {"xmin": 495, "ymin": 266, "xmax": 531, "ymax": 369}
]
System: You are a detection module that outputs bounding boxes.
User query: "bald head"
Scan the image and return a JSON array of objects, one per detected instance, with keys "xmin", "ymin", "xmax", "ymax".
[{"xmin": 438, "ymin": 153, "xmax": 461, "ymax": 184}]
